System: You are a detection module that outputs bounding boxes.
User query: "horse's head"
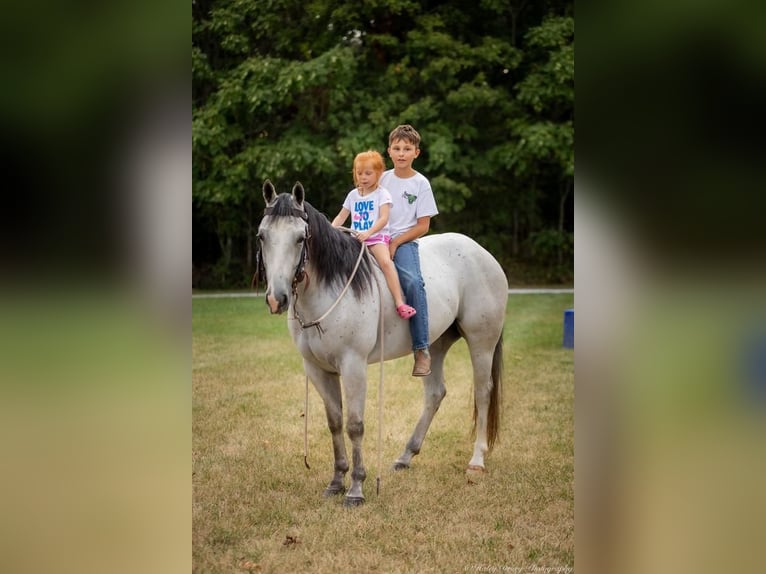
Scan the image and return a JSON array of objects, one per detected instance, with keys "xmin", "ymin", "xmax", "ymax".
[{"xmin": 258, "ymin": 180, "xmax": 309, "ymax": 314}]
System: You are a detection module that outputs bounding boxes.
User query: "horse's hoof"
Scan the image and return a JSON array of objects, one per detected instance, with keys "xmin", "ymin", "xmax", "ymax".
[
  {"xmin": 323, "ymin": 485, "xmax": 345, "ymax": 497},
  {"xmin": 343, "ymin": 496, "xmax": 365, "ymax": 507},
  {"xmin": 391, "ymin": 462, "xmax": 410, "ymax": 471},
  {"xmin": 465, "ymin": 465, "xmax": 487, "ymax": 484}
]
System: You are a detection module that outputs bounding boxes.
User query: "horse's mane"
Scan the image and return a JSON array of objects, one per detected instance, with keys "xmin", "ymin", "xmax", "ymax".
[{"xmin": 269, "ymin": 194, "xmax": 373, "ymax": 297}]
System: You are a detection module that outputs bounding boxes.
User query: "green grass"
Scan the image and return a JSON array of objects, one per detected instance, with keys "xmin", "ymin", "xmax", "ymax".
[{"xmin": 193, "ymin": 294, "xmax": 573, "ymax": 573}]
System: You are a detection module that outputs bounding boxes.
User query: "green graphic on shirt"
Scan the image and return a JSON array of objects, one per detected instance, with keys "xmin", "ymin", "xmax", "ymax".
[{"xmin": 403, "ymin": 191, "xmax": 417, "ymax": 204}]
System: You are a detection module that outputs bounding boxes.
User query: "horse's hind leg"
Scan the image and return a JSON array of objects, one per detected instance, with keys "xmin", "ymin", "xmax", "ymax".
[
  {"xmin": 467, "ymin": 349, "xmax": 493, "ymax": 470},
  {"xmin": 393, "ymin": 328, "xmax": 460, "ymax": 470},
  {"xmin": 305, "ymin": 363, "xmax": 348, "ymax": 496},
  {"xmin": 465, "ymin": 332, "xmax": 503, "ymax": 472}
]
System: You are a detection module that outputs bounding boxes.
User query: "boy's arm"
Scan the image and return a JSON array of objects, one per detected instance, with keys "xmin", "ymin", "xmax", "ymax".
[
  {"xmin": 389, "ymin": 216, "xmax": 431, "ymax": 256},
  {"xmin": 331, "ymin": 207, "xmax": 351, "ymax": 227}
]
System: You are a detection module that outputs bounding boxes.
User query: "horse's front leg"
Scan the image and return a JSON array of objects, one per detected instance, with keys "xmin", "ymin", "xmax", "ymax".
[
  {"xmin": 304, "ymin": 362, "xmax": 348, "ymax": 496},
  {"xmin": 339, "ymin": 360, "xmax": 368, "ymax": 507}
]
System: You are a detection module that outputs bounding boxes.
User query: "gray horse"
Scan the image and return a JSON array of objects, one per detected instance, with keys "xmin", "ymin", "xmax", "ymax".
[{"xmin": 258, "ymin": 181, "xmax": 507, "ymax": 506}]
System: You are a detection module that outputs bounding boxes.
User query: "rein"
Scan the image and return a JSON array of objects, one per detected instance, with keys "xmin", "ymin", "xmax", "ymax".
[{"xmin": 291, "ymin": 227, "xmax": 366, "ymax": 335}]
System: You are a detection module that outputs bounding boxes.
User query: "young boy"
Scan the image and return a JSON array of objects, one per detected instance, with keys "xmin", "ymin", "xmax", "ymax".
[{"xmin": 379, "ymin": 125, "xmax": 439, "ymax": 376}]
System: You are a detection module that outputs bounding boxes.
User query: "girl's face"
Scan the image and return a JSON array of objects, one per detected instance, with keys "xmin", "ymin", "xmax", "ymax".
[{"xmin": 355, "ymin": 162, "xmax": 380, "ymax": 191}]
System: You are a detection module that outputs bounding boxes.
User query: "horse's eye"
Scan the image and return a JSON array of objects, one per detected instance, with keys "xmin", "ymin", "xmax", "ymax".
[{"xmin": 297, "ymin": 236, "xmax": 305, "ymax": 244}]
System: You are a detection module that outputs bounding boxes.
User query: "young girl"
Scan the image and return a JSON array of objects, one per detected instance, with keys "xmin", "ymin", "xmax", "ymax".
[{"xmin": 331, "ymin": 150, "xmax": 417, "ymax": 319}]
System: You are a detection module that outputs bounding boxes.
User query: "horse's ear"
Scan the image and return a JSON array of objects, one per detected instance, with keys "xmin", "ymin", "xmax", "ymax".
[
  {"xmin": 292, "ymin": 182, "xmax": 305, "ymax": 208},
  {"xmin": 263, "ymin": 180, "xmax": 277, "ymax": 205}
]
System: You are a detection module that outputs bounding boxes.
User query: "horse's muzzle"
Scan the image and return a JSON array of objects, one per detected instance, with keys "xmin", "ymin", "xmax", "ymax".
[{"xmin": 266, "ymin": 290, "xmax": 288, "ymax": 314}]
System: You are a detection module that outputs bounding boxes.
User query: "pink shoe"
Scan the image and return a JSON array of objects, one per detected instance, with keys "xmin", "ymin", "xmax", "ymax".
[{"xmin": 397, "ymin": 304, "xmax": 417, "ymax": 319}]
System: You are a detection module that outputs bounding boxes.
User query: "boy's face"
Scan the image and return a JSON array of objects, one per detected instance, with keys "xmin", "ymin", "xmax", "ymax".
[{"xmin": 387, "ymin": 138, "xmax": 420, "ymax": 170}]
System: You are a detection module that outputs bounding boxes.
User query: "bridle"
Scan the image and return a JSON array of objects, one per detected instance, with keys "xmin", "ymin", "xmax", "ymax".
[
  {"xmin": 253, "ymin": 205, "xmax": 310, "ymax": 294},
  {"xmin": 254, "ymin": 205, "xmax": 368, "ymax": 335}
]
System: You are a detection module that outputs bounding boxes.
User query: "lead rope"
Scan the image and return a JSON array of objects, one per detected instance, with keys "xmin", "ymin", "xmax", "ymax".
[
  {"xmin": 374, "ymin": 272, "xmax": 385, "ymax": 495},
  {"xmin": 303, "ymin": 374, "xmax": 310, "ymax": 469}
]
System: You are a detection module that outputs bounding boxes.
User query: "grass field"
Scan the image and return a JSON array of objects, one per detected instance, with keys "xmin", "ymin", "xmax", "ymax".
[{"xmin": 193, "ymin": 294, "xmax": 574, "ymax": 573}]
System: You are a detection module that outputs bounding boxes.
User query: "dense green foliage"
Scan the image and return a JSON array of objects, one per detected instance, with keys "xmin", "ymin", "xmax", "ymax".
[{"xmin": 193, "ymin": 0, "xmax": 573, "ymax": 287}]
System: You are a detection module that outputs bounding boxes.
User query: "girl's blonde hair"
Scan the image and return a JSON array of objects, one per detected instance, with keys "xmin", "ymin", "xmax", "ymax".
[{"xmin": 352, "ymin": 150, "xmax": 385, "ymax": 188}]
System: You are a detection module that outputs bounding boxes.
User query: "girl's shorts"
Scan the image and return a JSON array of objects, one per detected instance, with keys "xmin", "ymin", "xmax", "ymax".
[{"xmin": 364, "ymin": 233, "xmax": 391, "ymax": 246}]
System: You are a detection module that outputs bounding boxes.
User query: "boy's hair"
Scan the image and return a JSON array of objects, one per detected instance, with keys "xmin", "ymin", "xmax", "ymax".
[
  {"xmin": 352, "ymin": 150, "xmax": 385, "ymax": 188},
  {"xmin": 388, "ymin": 124, "xmax": 421, "ymax": 148}
]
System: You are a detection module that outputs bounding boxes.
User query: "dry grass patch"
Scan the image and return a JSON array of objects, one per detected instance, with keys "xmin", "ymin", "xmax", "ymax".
[{"xmin": 193, "ymin": 294, "xmax": 573, "ymax": 573}]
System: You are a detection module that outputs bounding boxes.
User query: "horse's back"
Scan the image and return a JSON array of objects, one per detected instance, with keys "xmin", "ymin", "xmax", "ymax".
[
  {"xmin": 419, "ymin": 232, "xmax": 507, "ymax": 293},
  {"xmin": 419, "ymin": 233, "xmax": 507, "ymax": 335},
  {"xmin": 363, "ymin": 233, "xmax": 506, "ymax": 363}
]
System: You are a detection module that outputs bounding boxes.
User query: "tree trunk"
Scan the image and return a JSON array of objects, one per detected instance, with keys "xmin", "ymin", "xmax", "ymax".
[
  {"xmin": 217, "ymin": 233, "xmax": 232, "ymax": 283},
  {"xmin": 557, "ymin": 179, "xmax": 572, "ymax": 266},
  {"xmin": 246, "ymin": 201, "xmax": 253, "ymax": 271}
]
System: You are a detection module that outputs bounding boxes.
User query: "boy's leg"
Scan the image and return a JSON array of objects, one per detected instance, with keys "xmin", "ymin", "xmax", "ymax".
[{"xmin": 393, "ymin": 242, "xmax": 431, "ymax": 376}]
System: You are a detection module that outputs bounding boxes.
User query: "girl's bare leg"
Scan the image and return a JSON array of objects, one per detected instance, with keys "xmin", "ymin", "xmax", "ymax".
[{"xmin": 368, "ymin": 244, "xmax": 405, "ymax": 307}]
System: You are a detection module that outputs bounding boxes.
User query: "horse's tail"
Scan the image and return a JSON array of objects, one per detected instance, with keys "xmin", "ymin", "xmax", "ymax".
[{"xmin": 475, "ymin": 329, "xmax": 503, "ymax": 451}]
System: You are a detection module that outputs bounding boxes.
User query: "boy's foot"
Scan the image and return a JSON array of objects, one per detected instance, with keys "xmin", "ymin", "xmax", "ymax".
[
  {"xmin": 397, "ymin": 304, "xmax": 417, "ymax": 319},
  {"xmin": 412, "ymin": 349, "xmax": 431, "ymax": 377}
]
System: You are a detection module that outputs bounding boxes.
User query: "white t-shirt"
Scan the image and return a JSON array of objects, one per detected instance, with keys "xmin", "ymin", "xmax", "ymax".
[
  {"xmin": 341, "ymin": 186, "xmax": 393, "ymax": 235},
  {"xmin": 379, "ymin": 170, "xmax": 438, "ymax": 238}
]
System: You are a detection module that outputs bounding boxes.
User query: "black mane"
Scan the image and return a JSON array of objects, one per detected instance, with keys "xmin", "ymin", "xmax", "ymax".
[{"xmin": 267, "ymin": 193, "xmax": 373, "ymax": 296}]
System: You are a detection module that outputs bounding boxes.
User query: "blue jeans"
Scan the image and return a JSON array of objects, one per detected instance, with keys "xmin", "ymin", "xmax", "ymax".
[{"xmin": 393, "ymin": 241, "xmax": 429, "ymax": 351}]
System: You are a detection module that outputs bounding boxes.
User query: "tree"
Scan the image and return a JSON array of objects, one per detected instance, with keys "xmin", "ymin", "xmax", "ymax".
[
  {"xmin": 504, "ymin": 15, "xmax": 574, "ymax": 278},
  {"xmin": 193, "ymin": 0, "xmax": 574, "ymax": 287}
]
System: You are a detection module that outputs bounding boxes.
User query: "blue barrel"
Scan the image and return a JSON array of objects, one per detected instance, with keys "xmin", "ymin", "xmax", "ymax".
[{"xmin": 563, "ymin": 308, "xmax": 574, "ymax": 349}]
